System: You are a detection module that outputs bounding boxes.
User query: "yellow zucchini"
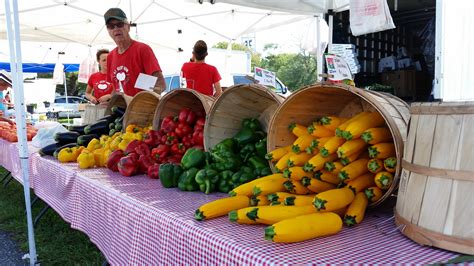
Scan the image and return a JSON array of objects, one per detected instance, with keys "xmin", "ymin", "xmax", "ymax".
[
  {"xmin": 288, "ymin": 123, "xmax": 310, "ymax": 137},
  {"xmin": 338, "ymin": 158, "xmax": 370, "ymax": 182},
  {"xmin": 303, "ymin": 153, "xmax": 338, "ymax": 172},
  {"xmin": 319, "ymin": 116, "xmax": 347, "ymax": 131},
  {"xmin": 324, "ymin": 161, "xmax": 344, "ymax": 175},
  {"xmin": 252, "ymin": 177, "xmax": 288, "ymax": 196},
  {"xmin": 335, "ymin": 112, "xmax": 371, "ymax": 137},
  {"xmin": 250, "ymin": 195, "xmax": 270, "ymax": 206},
  {"xmin": 283, "ymin": 180, "xmax": 311, "ymax": 195},
  {"xmin": 246, "ymin": 205, "xmax": 316, "ymax": 225},
  {"xmin": 346, "ymin": 173, "xmax": 375, "ymax": 194},
  {"xmin": 229, "ymin": 173, "xmax": 284, "ymax": 196},
  {"xmin": 267, "ymin": 192, "xmax": 294, "ymax": 204},
  {"xmin": 374, "ymin": 171, "xmax": 394, "ymax": 190},
  {"xmin": 340, "ymin": 149, "xmax": 365, "ymax": 166},
  {"xmin": 342, "ymin": 112, "xmax": 385, "ymax": 140},
  {"xmin": 368, "ymin": 142, "xmax": 395, "ymax": 159},
  {"xmin": 292, "ymin": 135, "xmax": 318, "ymax": 153},
  {"xmin": 314, "ymin": 170, "xmax": 341, "ymax": 185},
  {"xmin": 195, "ymin": 195, "xmax": 250, "ymax": 221},
  {"xmin": 320, "ymin": 136, "xmax": 346, "ymax": 157},
  {"xmin": 307, "ymin": 123, "xmax": 335, "ymax": 138},
  {"xmin": 305, "ymin": 136, "xmax": 332, "ymax": 154},
  {"xmin": 301, "ymin": 176, "xmax": 336, "ymax": 193},
  {"xmin": 283, "ymin": 195, "xmax": 315, "ymax": 206},
  {"xmin": 361, "ymin": 127, "xmax": 392, "ymax": 144},
  {"xmin": 283, "ymin": 166, "xmax": 313, "ymax": 181},
  {"xmin": 383, "ymin": 157, "xmax": 397, "ymax": 173},
  {"xmin": 364, "ymin": 186, "xmax": 384, "ymax": 203},
  {"xmin": 287, "ymin": 152, "xmax": 313, "ymax": 167},
  {"xmin": 228, "ymin": 208, "xmax": 259, "ymax": 224},
  {"xmin": 344, "ymin": 192, "xmax": 369, "ymax": 226},
  {"xmin": 274, "ymin": 151, "xmax": 296, "ymax": 172},
  {"xmin": 264, "ymin": 212, "xmax": 343, "ymax": 243},
  {"xmin": 337, "ymin": 139, "xmax": 367, "ymax": 159},
  {"xmin": 265, "ymin": 145, "xmax": 291, "ymax": 162},
  {"xmin": 313, "ymin": 187, "xmax": 355, "ymax": 211},
  {"xmin": 367, "ymin": 158, "xmax": 384, "ymax": 173}
]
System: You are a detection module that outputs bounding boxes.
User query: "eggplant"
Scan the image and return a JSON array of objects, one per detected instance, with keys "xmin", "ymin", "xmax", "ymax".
[
  {"xmin": 77, "ymin": 134, "xmax": 99, "ymax": 146},
  {"xmin": 68, "ymin": 125, "xmax": 87, "ymax": 135},
  {"xmin": 111, "ymin": 106, "xmax": 126, "ymax": 117},
  {"xmin": 39, "ymin": 143, "xmax": 62, "ymax": 157},
  {"xmin": 84, "ymin": 120, "xmax": 109, "ymax": 135},
  {"xmin": 54, "ymin": 132, "xmax": 81, "ymax": 145},
  {"xmin": 53, "ymin": 143, "xmax": 79, "ymax": 159}
]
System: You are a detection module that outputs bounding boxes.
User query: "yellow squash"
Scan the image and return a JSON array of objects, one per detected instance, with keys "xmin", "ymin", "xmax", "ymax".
[
  {"xmin": 324, "ymin": 161, "xmax": 344, "ymax": 175},
  {"xmin": 342, "ymin": 112, "xmax": 385, "ymax": 140},
  {"xmin": 245, "ymin": 205, "xmax": 316, "ymax": 225},
  {"xmin": 335, "ymin": 112, "xmax": 371, "ymax": 137},
  {"xmin": 314, "ymin": 170, "xmax": 341, "ymax": 185},
  {"xmin": 346, "ymin": 173, "xmax": 375, "ymax": 194},
  {"xmin": 195, "ymin": 196, "xmax": 250, "ymax": 221},
  {"xmin": 267, "ymin": 192, "xmax": 294, "ymax": 204},
  {"xmin": 252, "ymin": 177, "xmax": 288, "ymax": 196},
  {"xmin": 364, "ymin": 186, "xmax": 384, "ymax": 203},
  {"xmin": 283, "ymin": 195, "xmax": 315, "ymax": 206},
  {"xmin": 367, "ymin": 158, "xmax": 383, "ymax": 173},
  {"xmin": 283, "ymin": 180, "xmax": 311, "ymax": 195},
  {"xmin": 301, "ymin": 176, "xmax": 336, "ymax": 194},
  {"xmin": 313, "ymin": 187, "xmax": 355, "ymax": 211},
  {"xmin": 287, "ymin": 152, "xmax": 313, "ymax": 167},
  {"xmin": 383, "ymin": 157, "xmax": 397, "ymax": 173},
  {"xmin": 338, "ymin": 158, "xmax": 370, "ymax": 182},
  {"xmin": 265, "ymin": 145, "xmax": 291, "ymax": 162},
  {"xmin": 283, "ymin": 166, "xmax": 313, "ymax": 181},
  {"xmin": 229, "ymin": 173, "xmax": 284, "ymax": 196},
  {"xmin": 319, "ymin": 116, "xmax": 347, "ymax": 131},
  {"xmin": 228, "ymin": 208, "xmax": 259, "ymax": 224},
  {"xmin": 307, "ymin": 123, "xmax": 335, "ymax": 138},
  {"xmin": 374, "ymin": 171, "xmax": 393, "ymax": 190},
  {"xmin": 292, "ymin": 135, "xmax": 318, "ymax": 153},
  {"xmin": 368, "ymin": 142, "xmax": 395, "ymax": 159},
  {"xmin": 336, "ymin": 139, "xmax": 367, "ymax": 159},
  {"xmin": 303, "ymin": 153, "xmax": 338, "ymax": 172},
  {"xmin": 288, "ymin": 123, "xmax": 310, "ymax": 137},
  {"xmin": 250, "ymin": 195, "xmax": 271, "ymax": 206},
  {"xmin": 264, "ymin": 212, "xmax": 343, "ymax": 243},
  {"xmin": 344, "ymin": 192, "xmax": 369, "ymax": 226},
  {"xmin": 319, "ymin": 136, "xmax": 346, "ymax": 157},
  {"xmin": 361, "ymin": 127, "xmax": 392, "ymax": 144},
  {"xmin": 275, "ymin": 151, "xmax": 296, "ymax": 172}
]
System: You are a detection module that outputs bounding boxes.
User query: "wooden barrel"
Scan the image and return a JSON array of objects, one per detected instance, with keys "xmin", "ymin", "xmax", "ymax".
[
  {"xmin": 204, "ymin": 84, "xmax": 284, "ymax": 151},
  {"xmin": 152, "ymin": 89, "xmax": 215, "ymax": 130},
  {"xmin": 104, "ymin": 94, "xmax": 128, "ymax": 116},
  {"xmin": 82, "ymin": 104, "xmax": 106, "ymax": 125},
  {"xmin": 395, "ymin": 102, "xmax": 474, "ymax": 255},
  {"xmin": 123, "ymin": 91, "xmax": 160, "ymax": 129},
  {"xmin": 267, "ymin": 83, "xmax": 410, "ymax": 207}
]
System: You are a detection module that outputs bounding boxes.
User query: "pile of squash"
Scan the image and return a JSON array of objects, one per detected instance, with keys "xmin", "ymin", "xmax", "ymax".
[{"xmin": 194, "ymin": 111, "xmax": 398, "ymax": 243}]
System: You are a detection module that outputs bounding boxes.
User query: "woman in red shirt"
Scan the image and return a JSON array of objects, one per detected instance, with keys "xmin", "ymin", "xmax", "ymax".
[
  {"xmin": 181, "ymin": 40, "xmax": 222, "ymax": 97},
  {"xmin": 85, "ymin": 49, "xmax": 115, "ymax": 104}
]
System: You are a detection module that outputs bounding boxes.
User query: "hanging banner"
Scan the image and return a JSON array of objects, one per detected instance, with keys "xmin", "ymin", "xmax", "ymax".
[
  {"xmin": 254, "ymin": 67, "xmax": 276, "ymax": 87},
  {"xmin": 325, "ymin": 54, "xmax": 353, "ymax": 81}
]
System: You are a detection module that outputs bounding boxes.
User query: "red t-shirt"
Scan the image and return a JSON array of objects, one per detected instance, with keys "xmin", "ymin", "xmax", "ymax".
[
  {"xmin": 87, "ymin": 72, "xmax": 114, "ymax": 99},
  {"xmin": 107, "ymin": 40, "xmax": 162, "ymax": 97},
  {"xmin": 181, "ymin": 62, "xmax": 221, "ymax": 96}
]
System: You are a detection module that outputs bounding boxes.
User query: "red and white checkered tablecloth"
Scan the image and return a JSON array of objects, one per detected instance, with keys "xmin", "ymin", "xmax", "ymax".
[
  {"xmin": 70, "ymin": 168, "xmax": 461, "ymax": 265},
  {"xmin": 0, "ymin": 139, "xmax": 39, "ymax": 187}
]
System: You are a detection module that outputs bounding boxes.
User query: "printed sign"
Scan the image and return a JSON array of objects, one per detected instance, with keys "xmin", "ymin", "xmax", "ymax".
[
  {"xmin": 254, "ymin": 67, "xmax": 276, "ymax": 87},
  {"xmin": 325, "ymin": 54, "xmax": 353, "ymax": 81}
]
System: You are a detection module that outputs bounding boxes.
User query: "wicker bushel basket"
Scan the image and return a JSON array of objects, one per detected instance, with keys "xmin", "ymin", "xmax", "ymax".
[
  {"xmin": 123, "ymin": 91, "xmax": 160, "ymax": 129},
  {"xmin": 395, "ymin": 102, "xmax": 474, "ymax": 255},
  {"xmin": 152, "ymin": 89, "xmax": 215, "ymax": 130},
  {"xmin": 267, "ymin": 83, "xmax": 410, "ymax": 207},
  {"xmin": 204, "ymin": 84, "xmax": 284, "ymax": 151},
  {"xmin": 104, "ymin": 94, "xmax": 128, "ymax": 116},
  {"xmin": 82, "ymin": 104, "xmax": 106, "ymax": 125}
]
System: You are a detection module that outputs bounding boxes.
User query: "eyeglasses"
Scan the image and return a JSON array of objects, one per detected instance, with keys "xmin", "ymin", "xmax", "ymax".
[{"xmin": 106, "ymin": 22, "xmax": 125, "ymax": 30}]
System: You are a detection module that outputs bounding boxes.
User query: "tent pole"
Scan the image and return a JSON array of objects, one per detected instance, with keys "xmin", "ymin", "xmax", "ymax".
[
  {"xmin": 315, "ymin": 16, "xmax": 323, "ymax": 82},
  {"xmin": 4, "ymin": 0, "xmax": 38, "ymax": 265},
  {"xmin": 328, "ymin": 12, "xmax": 333, "ymax": 53}
]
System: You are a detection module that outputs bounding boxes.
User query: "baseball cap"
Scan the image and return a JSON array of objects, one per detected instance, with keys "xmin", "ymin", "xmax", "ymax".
[
  {"xmin": 0, "ymin": 70, "xmax": 12, "ymax": 86},
  {"xmin": 104, "ymin": 8, "xmax": 128, "ymax": 24}
]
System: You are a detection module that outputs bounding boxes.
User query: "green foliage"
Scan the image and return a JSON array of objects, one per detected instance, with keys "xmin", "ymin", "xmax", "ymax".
[{"xmin": 55, "ymin": 72, "xmax": 86, "ymax": 97}]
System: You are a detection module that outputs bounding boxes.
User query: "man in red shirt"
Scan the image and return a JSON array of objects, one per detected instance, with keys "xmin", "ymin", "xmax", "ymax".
[
  {"xmin": 104, "ymin": 8, "xmax": 165, "ymax": 98},
  {"xmin": 181, "ymin": 40, "xmax": 222, "ymax": 97}
]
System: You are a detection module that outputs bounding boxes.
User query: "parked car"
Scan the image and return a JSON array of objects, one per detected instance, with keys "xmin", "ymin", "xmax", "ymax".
[
  {"xmin": 163, "ymin": 73, "xmax": 291, "ymax": 97},
  {"xmin": 47, "ymin": 96, "xmax": 91, "ymax": 118}
]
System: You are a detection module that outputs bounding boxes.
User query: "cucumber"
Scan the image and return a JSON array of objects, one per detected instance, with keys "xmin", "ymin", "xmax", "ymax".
[
  {"xmin": 54, "ymin": 132, "xmax": 81, "ymax": 145},
  {"xmin": 68, "ymin": 125, "xmax": 87, "ymax": 135},
  {"xmin": 84, "ymin": 120, "xmax": 109, "ymax": 135},
  {"xmin": 53, "ymin": 143, "xmax": 79, "ymax": 159},
  {"xmin": 109, "ymin": 129, "xmax": 116, "ymax": 136},
  {"xmin": 109, "ymin": 122, "xmax": 115, "ymax": 130},
  {"xmin": 39, "ymin": 143, "xmax": 62, "ymax": 157},
  {"xmin": 77, "ymin": 134, "xmax": 99, "ymax": 146},
  {"xmin": 114, "ymin": 123, "xmax": 122, "ymax": 131},
  {"xmin": 111, "ymin": 106, "xmax": 126, "ymax": 117}
]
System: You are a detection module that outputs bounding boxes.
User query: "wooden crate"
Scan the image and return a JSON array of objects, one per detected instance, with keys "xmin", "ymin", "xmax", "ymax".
[{"xmin": 82, "ymin": 104, "xmax": 106, "ymax": 125}]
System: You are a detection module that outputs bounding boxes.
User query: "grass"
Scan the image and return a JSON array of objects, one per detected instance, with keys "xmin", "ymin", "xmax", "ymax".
[{"xmin": 0, "ymin": 167, "xmax": 103, "ymax": 265}]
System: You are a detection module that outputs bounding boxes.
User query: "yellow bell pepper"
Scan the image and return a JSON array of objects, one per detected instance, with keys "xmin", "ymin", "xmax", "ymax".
[
  {"xmin": 133, "ymin": 132, "xmax": 143, "ymax": 141},
  {"xmin": 118, "ymin": 139, "xmax": 131, "ymax": 151},
  {"xmin": 87, "ymin": 138, "xmax": 102, "ymax": 151},
  {"xmin": 58, "ymin": 148, "xmax": 77, "ymax": 163},
  {"xmin": 102, "ymin": 148, "xmax": 113, "ymax": 166},
  {"xmin": 122, "ymin": 132, "xmax": 135, "ymax": 142},
  {"xmin": 111, "ymin": 132, "xmax": 122, "ymax": 140},
  {"xmin": 77, "ymin": 149, "xmax": 96, "ymax": 169},
  {"xmin": 93, "ymin": 148, "xmax": 106, "ymax": 167},
  {"xmin": 110, "ymin": 136, "xmax": 122, "ymax": 150},
  {"xmin": 126, "ymin": 124, "xmax": 141, "ymax": 133},
  {"xmin": 99, "ymin": 135, "xmax": 110, "ymax": 145}
]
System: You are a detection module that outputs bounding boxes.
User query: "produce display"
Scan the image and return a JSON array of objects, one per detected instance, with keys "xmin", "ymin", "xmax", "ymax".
[
  {"xmin": 195, "ymin": 111, "xmax": 399, "ymax": 243},
  {"xmin": 158, "ymin": 117, "xmax": 270, "ymax": 194},
  {"xmin": 0, "ymin": 122, "xmax": 37, "ymax": 142}
]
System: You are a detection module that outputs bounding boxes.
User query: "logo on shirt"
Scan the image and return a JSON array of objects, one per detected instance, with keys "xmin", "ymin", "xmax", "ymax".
[
  {"xmin": 113, "ymin": 65, "xmax": 130, "ymax": 92},
  {"xmin": 96, "ymin": 81, "xmax": 112, "ymax": 91}
]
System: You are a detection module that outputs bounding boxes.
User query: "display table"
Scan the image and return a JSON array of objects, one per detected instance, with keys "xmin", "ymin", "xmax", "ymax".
[
  {"xmin": 0, "ymin": 139, "xmax": 462, "ymax": 264},
  {"xmin": 0, "ymin": 139, "xmax": 39, "ymax": 187}
]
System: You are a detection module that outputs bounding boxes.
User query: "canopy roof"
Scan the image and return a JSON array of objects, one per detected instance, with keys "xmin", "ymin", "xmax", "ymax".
[{"xmin": 211, "ymin": 0, "xmax": 349, "ymax": 14}]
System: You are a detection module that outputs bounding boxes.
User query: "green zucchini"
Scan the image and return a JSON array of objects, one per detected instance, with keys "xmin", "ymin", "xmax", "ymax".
[
  {"xmin": 54, "ymin": 132, "xmax": 81, "ymax": 145},
  {"xmin": 39, "ymin": 143, "xmax": 62, "ymax": 157},
  {"xmin": 111, "ymin": 106, "xmax": 126, "ymax": 117},
  {"xmin": 68, "ymin": 125, "xmax": 87, "ymax": 135},
  {"xmin": 84, "ymin": 120, "xmax": 109, "ymax": 135},
  {"xmin": 77, "ymin": 134, "xmax": 99, "ymax": 146}
]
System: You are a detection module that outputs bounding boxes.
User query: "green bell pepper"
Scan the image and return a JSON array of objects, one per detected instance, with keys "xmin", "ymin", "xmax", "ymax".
[
  {"xmin": 254, "ymin": 166, "xmax": 272, "ymax": 177},
  {"xmin": 159, "ymin": 163, "xmax": 183, "ymax": 188},
  {"xmin": 233, "ymin": 127, "xmax": 257, "ymax": 146},
  {"xmin": 210, "ymin": 150, "xmax": 242, "ymax": 172},
  {"xmin": 255, "ymin": 138, "xmax": 267, "ymax": 157},
  {"xmin": 239, "ymin": 143, "xmax": 256, "ymax": 161},
  {"xmin": 178, "ymin": 167, "xmax": 200, "ymax": 191},
  {"xmin": 217, "ymin": 170, "xmax": 234, "ymax": 193},
  {"xmin": 181, "ymin": 148, "xmax": 205, "ymax": 170},
  {"xmin": 248, "ymin": 156, "xmax": 268, "ymax": 170},
  {"xmin": 231, "ymin": 166, "xmax": 256, "ymax": 187},
  {"xmin": 242, "ymin": 118, "xmax": 262, "ymax": 131},
  {"xmin": 212, "ymin": 138, "xmax": 236, "ymax": 153},
  {"xmin": 195, "ymin": 168, "xmax": 219, "ymax": 194}
]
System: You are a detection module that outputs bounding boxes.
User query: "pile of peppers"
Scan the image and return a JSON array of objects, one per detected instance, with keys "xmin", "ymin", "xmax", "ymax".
[{"xmin": 158, "ymin": 118, "xmax": 270, "ymax": 194}]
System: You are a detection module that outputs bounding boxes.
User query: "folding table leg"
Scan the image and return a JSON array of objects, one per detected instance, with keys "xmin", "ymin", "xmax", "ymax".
[
  {"xmin": 25, "ymin": 195, "xmax": 40, "ymax": 215},
  {"xmin": 34, "ymin": 205, "xmax": 51, "ymax": 228},
  {"xmin": 1, "ymin": 171, "xmax": 11, "ymax": 183},
  {"xmin": 2, "ymin": 174, "xmax": 13, "ymax": 188}
]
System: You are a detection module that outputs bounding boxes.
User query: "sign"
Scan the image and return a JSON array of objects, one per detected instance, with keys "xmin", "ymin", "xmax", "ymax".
[
  {"xmin": 324, "ymin": 54, "xmax": 353, "ymax": 81},
  {"xmin": 254, "ymin": 67, "xmax": 276, "ymax": 87},
  {"xmin": 241, "ymin": 36, "xmax": 256, "ymax": 52},
  {"xmin": 135, "ymin": 73, "xmax": 158, "ymax": 91}
]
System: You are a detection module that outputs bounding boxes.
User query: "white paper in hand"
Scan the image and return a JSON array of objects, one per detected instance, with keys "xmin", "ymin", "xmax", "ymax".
[{"xmin": 135, "ymin": 73, "xmax": 158, "ymax": 91}]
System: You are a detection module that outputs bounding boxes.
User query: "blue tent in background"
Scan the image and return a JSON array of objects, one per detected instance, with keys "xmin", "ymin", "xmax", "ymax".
[{"xmin": 0, "ymin": 62, "xmax": 79, "ymax": 73}]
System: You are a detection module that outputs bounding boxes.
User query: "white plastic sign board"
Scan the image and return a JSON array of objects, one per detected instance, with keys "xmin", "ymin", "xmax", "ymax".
[
  {"xmin": 254, "ymin": 67, "xmax": 276, "ymax": 87},
  {"xmin": 135, "ymin": 73, "xmax": 157, "ymax": 91},
  {"xmin": 325, "ymin": 54, "xmax": 353, "ymax": 81}
]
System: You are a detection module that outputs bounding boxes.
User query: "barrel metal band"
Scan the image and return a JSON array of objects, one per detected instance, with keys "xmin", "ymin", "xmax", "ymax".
[{"xmin": 402, "ymin": 160, "xmax": 474, "ymax": 182}]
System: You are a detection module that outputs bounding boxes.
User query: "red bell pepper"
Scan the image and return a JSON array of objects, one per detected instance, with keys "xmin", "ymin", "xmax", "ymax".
[
  {"xmin": 161, "ymin": 116, "xmax": 178, "ymax": 133},
  {"xmin": 194, "ymin": 117, "xmax": 205, "ymax": 131},
  {"xmin": 170, "ymin": 143, "xmax": 187, "ymax": 155},
  {"xmin": 174, "ymin": 122, "xmax": 193, "ymax": 138},
  {"xmin": 138, "ymin": 155, "xmax": 155, "ymax": 174},
  {"xmin": 135, "ymin": 142, "xmax": 151, "ymax": 157},
  {"xmin": 178, "ymin": 107, "xmax": 197, "ymax": 126},
  {"xmin": 151, "ymin": 144, "xmax": 170, "ymax": 163},
  {"xmin": 162, "ymin": 132, "xmax": 179, "ymax": 145},
  {"xmin": 125, "ymin": 140, "xmax": 142, "ymax": 155},
  {"xmin": 147, "ymin": 163, "xmax": 160, "ymax": 179},
  {"xmin": 192, "ymin": 130, "xmax": 204, "ymax": 146},
  {"xmin": 143, "ymin": 131, "xmax": 156, "ymax": 147},
  {"xmin": 152, "ymin": 130, "xmax": 164, "ymax": 146},
  {"xmin": 118, "ymin": 154, "xmax": 139, "ymax": 177},
  {"xmin": 106, "ymin": 150, "xmax": 124, "ymax": 172},
  {"xmin": 166, "ymin": 154, "xmax": 183, "ymax": 164},
  {"xmin": 181, "ymin": 134, "xmax": 194, "ymax": 148}
]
